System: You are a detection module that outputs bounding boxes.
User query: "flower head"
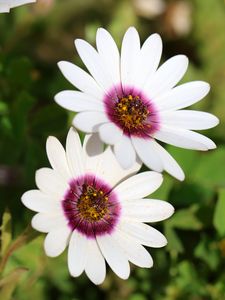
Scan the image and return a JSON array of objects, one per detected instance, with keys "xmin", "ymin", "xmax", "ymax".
[
  {"xmin": 21, "ymin": 128, "xmax": 174, "ymax": 285},
  {"xmin": 0, "ymin": 0, "xmax": 36, "ymax": 12},
  {"xmin": 55, "ymin": 27, "xmax": 219, "ymax": 181}
]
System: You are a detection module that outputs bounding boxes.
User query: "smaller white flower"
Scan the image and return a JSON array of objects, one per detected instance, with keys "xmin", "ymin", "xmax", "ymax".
[
  {"xmin": 0, "ymin": 0, "xmax": 36, "ymax": 13},
  {"xmin": 21, "ymin": 128, "xmax": 174, "ymax": 285}
]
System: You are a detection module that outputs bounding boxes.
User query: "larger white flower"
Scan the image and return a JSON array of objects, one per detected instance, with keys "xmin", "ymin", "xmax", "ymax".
[
  {"xmin": 0, "ymin": 0, "xmax": 36, "ymax": 12},
  {"xmin": 55, "ymin": 27, "xmax": 219, "ymax": 181},
  {"xmin": 21, "ymin": 128, "xmax": 174, "ymax": 285}
]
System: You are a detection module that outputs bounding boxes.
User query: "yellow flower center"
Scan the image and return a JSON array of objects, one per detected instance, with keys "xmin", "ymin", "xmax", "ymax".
[
  {"xmin": 114, "ymin": 94, "xmax": 150, "ymax": 131},
  {"xmin": 77, "ymin": 185, "xmax": 109, "ymax": 222}
]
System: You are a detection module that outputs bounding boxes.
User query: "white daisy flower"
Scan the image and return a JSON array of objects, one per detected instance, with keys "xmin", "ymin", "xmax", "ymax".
[
  {"xmin": 21, "ymin": 128, "xmax": 174, "ymax": 285},
  {"xmin": 55, "ymin": 27, "xmax": 219, "ymax": 181},
  {"xmin": 0, "ymin": 0, "xmax": 36, "ymax": 12}
]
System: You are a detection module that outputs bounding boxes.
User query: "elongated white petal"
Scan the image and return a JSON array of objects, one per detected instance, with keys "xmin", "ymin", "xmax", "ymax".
[
  {"xmin": 120, "ymin": 222, "xmax": 167, "ymax": 248},
  {"xmin": 96, "ymin": 28, "xmax": 120, "ymax": 87},
  {"xmin": 57, "ymin": 61, "xmax": 102, "ymax": 99},
  {"xmin": 134, "ymin": 33, "xmax": 162, "ymax": 89},
  {"xmin": 31, "ymin": 213, "xmax": 67, "ymax": 233},
  {"xmin": 152, "ymin": 140, "xmax": 185, "ymax": 181},
  {"xmin": 132, "ymin": 137, "xmax": 163, "ymax": 172},
  {"xmin": 35, "ymin": 168, "xmax": 68, "ymax": 197},
  {"xmin": 75, "ymin": 39, "xmax": 113, "ymax": 91},
  {"xmin": 144, "ymin": 55, "xmax": 188, "ymax": 98},
  {"xmin": 114, "ymin": 231, "xmax": 153, "ymax": 268},
  {"xmin": 66, "ymin": 128, "xmax": 85, "ymax": 178},
  {"xmin": 21, "ymin": 190, "xmax": 61, "ymax": 213},
  {"xmin": 121, "ymin": 27, "xmax": 141, "ymax": 88},
  {"xmin": 156, "ymin": 81, "xmax": 210, "ymax": 111},
  {"xmin": 122, "ymin": 199, "xmax": 174, "ymax": 222},
  {"xmin": 84, "ymin": 133, "xmax": 141, "ymax": 186},
  {"xmin": 114, "ymin": 171, "xmax": 163, "ymax": 201},
  {"xmin": 44, "ymin": 226, "xmax": 71, "ymax": 257},
  {"xmin": 97, "ymin": 234, "xmax": 130, "ymax": 279},
  {"xmin": 114, "ymin": 135, "xmax": 136, "ymax": 169},
  {"xmin": 85, "ymin": 239, "xmax": 106, "ymax": 285},
  {"xmin": 68, "ymin": 231, "xmax": 88, "ymax": 277},
  {"xmin": 99, "ymin": 122, "xmax": 123, "ymax": 145},
  {"xmin": 55, "ymin": 90, "xmax": 104, "ymax": 112},
  {"xmin": 46, "ymin": 136, "xmax": 71, "ymax": 181},
  {"xmin": 160, "ymin": 110, "xmax": 219, "ymax": 130},
  {"xmin": 73, "ymin": 111, "xmax": 109, "ymax": 133},
  {"xmin": 154, "ymin": 125, "xmax": 216, "ymax": 150}
]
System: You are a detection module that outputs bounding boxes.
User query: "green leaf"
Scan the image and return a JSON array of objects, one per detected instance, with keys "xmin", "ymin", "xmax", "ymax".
[
  {"xmin": 151, "ymin": 175, "xmax": 173, "ymax": 200},
  {"xmin": 192, "ymin": 147, "xmax": 225, "ymax": 188},
  {"xmin": 0, "ymin": 209, "xmax": 12, "ymax": 258},
  {"xmin": 166, "ymin": 206, "xmax": 202, "ymax": 231},
  {"xmin": 213, "ymin": 189, "xmax": 225, "ymax": 236},
  {"xmin": 194, "ymin": 236, "xmax": 220, "ymax": 270},
  {"xmin": 165, "ymin": 225, "xmax": 184, "ymax": 254}
]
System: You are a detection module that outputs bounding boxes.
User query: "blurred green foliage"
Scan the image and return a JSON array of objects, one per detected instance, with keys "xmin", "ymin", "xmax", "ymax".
[{"xmin": 0, "ymin": 0, "xmax": 225, "ymax": 299}]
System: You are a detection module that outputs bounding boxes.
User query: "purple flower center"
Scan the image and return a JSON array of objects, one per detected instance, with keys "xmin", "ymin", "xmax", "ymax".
[
  {"xmin": 62, "ymin": 174, "xmax": 120, "ymax": 238},
  {"xmin": 104, "ymin": 85, "xmax": 159, "ymax": 138}
]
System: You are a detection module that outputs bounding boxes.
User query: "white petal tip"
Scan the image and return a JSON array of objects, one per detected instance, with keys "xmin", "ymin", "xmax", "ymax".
[
  {"xmin": 177, "ymin": 173, "xmax": 185, "ymax": 181},
  {"xmin": 21, "ymin": 192, "xmax": 29, "ymax": 207},
  {"xmin": 87, "ymin": 277, "xmax": 105, "ymax": 285},
  {"xmin": 74, "ymin": 38, "xmax": 84, "ymax": 49},
  {"xmin": 44, "ymin": 244, "xmax": 59, "ymax": 258},
  {"xmin": 46, "ymin": 136, "xmax": 55, "ymax": 146},
  {"xmin": 119, "ymin": 160, "xmax": 134, "ymax": 170},
  {"xmin": 57, "ymin": 61, "xmax": 67, "ymax": 70}
]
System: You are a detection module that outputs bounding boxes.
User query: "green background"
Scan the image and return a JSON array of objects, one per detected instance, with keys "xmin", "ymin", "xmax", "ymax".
[{"xmin": 0, "ymin": 0, "xmax": 225, "ymax": 299}]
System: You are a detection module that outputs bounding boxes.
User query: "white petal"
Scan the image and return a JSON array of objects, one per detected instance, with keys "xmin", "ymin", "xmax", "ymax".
[
  {"xmin": 114, "ymin": 231, "xmax": 153, "ymax": 268},
  {"xmin": 46, "ymin": 136, "xmax": 71, "ymax": 181},
  {"xmin": 144, "ymin": 55, "xmax": 188, "ymax": 98},
  {"xmin": 156, "ymin": 81, "xmax": 210, "ymax": 111},
  {"xmin": 68, "ymin": 231, "xmax": 88, "ymax": 277},
  {"xmin": 21, "ymin": 190, "xmax": 61, "ymax": 213},
  {"xmin": 99, "ymin": 122, "xmax": 123, "ymax": 145},
  {"xmin": 154, "ymin": 125, "xmax": 216, "ymax": 150},
  {"xmin": 132, "ymin": 137, "xmax": 163, "ymax": 172},
  {"xmin": 83, "ymin": 133, "xmax": 104, "ymax": 174},
  {"xmin": 97, "ymin": 234, "xmax": 130, "ymax": 280},
  {"xmin": 8, "ymin": 0, "xmax": 35, "ymax": 9},
  {"xmin": 84, "ymin": 133, "xmax": 141, "ymax": 186},
  {"xmin": 57, "ymin": 61, "xmax": 102, "ymax": 99},
  {"xmin": 0, "ymin": 4, "xmax": 10, "ymax": 12},
  {"xmin": 55, "ymin": 90, "xmax": 104, "ymax": 112},
  {"xmin": 44, "ymin": 226, "xmax": 71, "ymax": 257},
  {"xmin": 31, "ymin": 213, "xmax": 67, "ymax": 233},
  {"xmin": 85, "ymin": 239, "xmax": 106, "ymax": 285},
  {"xmin": 73, "ymin": 111, "xmax": 109, "ymax": 133},
  {"xmin": 160, "ymin": 110, "xmax": 219, "ymax": 130},
  {"xmin": 120, "ymin": 222, "xmax": 167, "ymax": 248},
  {"xmin": 114, "ymin": 171, "xmax": 163, "ymax": 201},
  {"xmin": 35, "ymin": 168, "xmax": 68, "ymax": 197},
  {"xmin": 75, "ymin": 39, "xmax": 113, "ymax": 91},
  {"xmin": 122, "ymin": 199, "xmax": 174, "ymax": 222},
  {"xmin": 121, "ymin": 27, "xmax": 141, "ymax": 88},
  {"xmin": 114, "ymin": 135, "xmax": 136, "ymax": 169},
  {"xmin": 66, "ymin": 128, "xmax": 85, "ymax": 178},
  {"xmin": 152, "ymin": 140, "xmax": 185, "ymax": 181},
  {"xmin": 134, "ymin": 33, "xmax": 162, "ymax": 89},
  {"xmin": 96, "ymin": 28, "xmax": 120, "ymax": 87}
]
